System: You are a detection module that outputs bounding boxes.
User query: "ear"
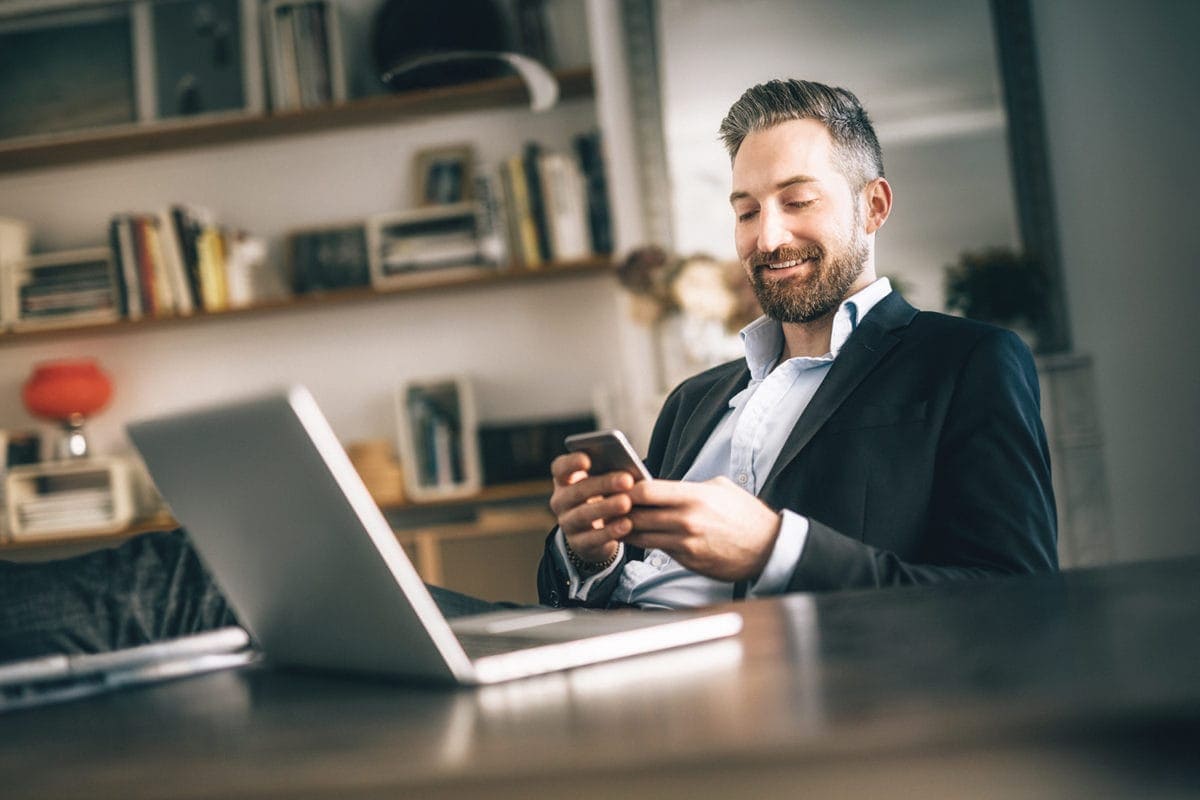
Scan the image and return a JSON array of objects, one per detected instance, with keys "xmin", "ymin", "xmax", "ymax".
[{"xmin": 862, "ymin": 177, "xmax": 893, "ymax": 234}]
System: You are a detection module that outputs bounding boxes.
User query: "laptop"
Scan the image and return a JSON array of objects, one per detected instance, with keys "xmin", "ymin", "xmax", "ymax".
[
  {"xmin": 0, "ymin": 626, "xmax": 255, "ymax": 712},
  {"xmin": 123, "ymin": 386, "xmax": 742, "ymax": 685}
]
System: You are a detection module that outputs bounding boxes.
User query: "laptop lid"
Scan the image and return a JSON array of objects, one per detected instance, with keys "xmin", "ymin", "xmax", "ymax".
[{"xmin": 128, "ymin": 387, "xmax": 476, "ymax": 684}]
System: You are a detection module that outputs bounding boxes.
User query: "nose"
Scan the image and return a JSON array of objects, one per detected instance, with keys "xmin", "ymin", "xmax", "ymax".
[{"xmin": 756, "ymin": 204, "xmax": 792, "ymax": 254}]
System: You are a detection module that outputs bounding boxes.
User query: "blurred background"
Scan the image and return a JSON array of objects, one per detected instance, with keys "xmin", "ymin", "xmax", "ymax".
[{"xmin": 0, "ymin": 0, "xmax": 1195, "ymax": 593}]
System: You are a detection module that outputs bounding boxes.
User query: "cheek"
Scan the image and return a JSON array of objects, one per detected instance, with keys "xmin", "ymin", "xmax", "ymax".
[{"xmin": 734, "ymin": 224, "xmax": 757, "ymax": 260}]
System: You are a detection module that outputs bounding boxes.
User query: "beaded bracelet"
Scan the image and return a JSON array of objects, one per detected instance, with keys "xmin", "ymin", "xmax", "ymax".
[{"xmin": 565, "ymin": 539, "xmax": 622, "ymax": 576}]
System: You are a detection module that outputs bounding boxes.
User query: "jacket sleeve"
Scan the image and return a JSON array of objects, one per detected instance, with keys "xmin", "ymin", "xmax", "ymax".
[{"xmin": 786, "ymin": 329, "xmax": 1058, "ymax": 592}]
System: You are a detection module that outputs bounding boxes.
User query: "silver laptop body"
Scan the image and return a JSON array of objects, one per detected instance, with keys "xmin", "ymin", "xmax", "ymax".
[{"xmin": 126, "ymin": 387, "xmax": 741, "ymax": 685}]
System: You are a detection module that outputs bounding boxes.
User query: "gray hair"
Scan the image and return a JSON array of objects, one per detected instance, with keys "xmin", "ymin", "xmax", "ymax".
[{"xmin": 718, "ymin": 79, "xmax": 884, "ymax": 190}]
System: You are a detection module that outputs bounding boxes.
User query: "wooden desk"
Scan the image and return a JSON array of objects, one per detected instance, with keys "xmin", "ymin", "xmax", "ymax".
[{"xmin": 4, "ymin": 558, "xmax": 1200, "ymax": 799}]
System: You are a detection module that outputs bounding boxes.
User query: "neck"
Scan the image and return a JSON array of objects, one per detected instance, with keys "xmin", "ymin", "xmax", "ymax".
[{"xmin": 780, "ymin": 315, "xmax": 836, "ymax": 360}]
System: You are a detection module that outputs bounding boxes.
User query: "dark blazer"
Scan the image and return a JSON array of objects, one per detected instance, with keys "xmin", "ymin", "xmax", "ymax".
[{"xmin": 537, "ymin": 292, "xmax": 1058, "ymax": 607}]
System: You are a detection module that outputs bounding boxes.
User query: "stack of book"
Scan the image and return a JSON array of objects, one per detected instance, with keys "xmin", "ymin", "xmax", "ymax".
[
  {"xmin": 495, "ymin": 132, "xmax": 613, "ymax": 269},
  {"xmin": 263, "ymin": 0, "xmax": 347, "ymax": 111},
  {"xmin": 108, "ymin": 207, "xmax": 265, "ymax": 319},
  {"xmin": 7, "ymin": 249, "xmax": 120, "ymax": 330},
  {"xmin": 13, "ymin": 487, "xmax": 115, "ymax": 537}
]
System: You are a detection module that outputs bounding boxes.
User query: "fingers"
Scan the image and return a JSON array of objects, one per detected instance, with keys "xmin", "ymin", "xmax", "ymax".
[
  {"xmin": 549, "ymin": 470, "xmax": 635, "ymax": 519},
  {"xmin": 565, "ymin": 518, "xmax": 632, "ymax": 560},
  {"xmin": 551, "ymin": 452, "xmax": 590, "ymax": 487},
  {"xmin": 627, "ymin": 478, "xmax": 699, "ymax": 507},
  {"xmin": 557, "ymin": 491, "xmax": 634, "ymax": 536}
]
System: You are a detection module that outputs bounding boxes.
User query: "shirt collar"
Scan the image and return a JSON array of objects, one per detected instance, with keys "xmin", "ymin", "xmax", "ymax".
[{"xmin": 739, "ymin": 277, "xmax": 893, "ymax": 379}]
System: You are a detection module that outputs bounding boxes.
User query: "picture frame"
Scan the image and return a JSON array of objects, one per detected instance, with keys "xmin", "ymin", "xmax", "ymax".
[
  {"xmin": 366, "ymin": 203, "xmax": 494, "ymax": 291},
  {"xmin": 3, "ymin": 247, "xmax": 121, "ymax": 332},
  {"xmin": 0, "ymin": 4, "xmax": 138, "ymax": 140},
  {"xmin": 394, "ymin": 375, "xmax": 482, "ymax": 502},
  {"xmin": 413, "ymin": 145, "xmax": 475, "ymax": 207},
  {"xmin": 285, "ymin": 220, "xmax": 371, "ymax": 294},
  {"xmin": 148, "ymin": 0, "xmax": 265, "ymax": 121},
  {"xmin": 0, "ymin": 0, "xmax": 264, "ymax": 142}
]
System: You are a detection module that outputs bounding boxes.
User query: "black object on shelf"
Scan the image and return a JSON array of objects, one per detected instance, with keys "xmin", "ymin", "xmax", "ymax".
[{"xmin": 478, "ymin": 414, "xmax": 597, "ymax": 486}]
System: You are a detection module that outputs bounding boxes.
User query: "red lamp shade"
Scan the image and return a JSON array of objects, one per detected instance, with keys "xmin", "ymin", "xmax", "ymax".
[{"xmin": 22, "ymin": 359, "xmax": 113, "ymax": 422}]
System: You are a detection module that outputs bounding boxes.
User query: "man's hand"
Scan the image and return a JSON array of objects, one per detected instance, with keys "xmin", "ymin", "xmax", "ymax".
[
  {"xmin": 625, "ymin": 477, "xmax": 781, "ymax": 582},
  {"xmin": 549, "ymin": 452, "xmax": 635, "ymax": 564}
]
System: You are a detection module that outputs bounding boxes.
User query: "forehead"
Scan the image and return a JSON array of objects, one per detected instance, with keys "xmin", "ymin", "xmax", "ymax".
[{"xmin": 730, "ymin": 118, "xmax": 842, "ymax": 198}]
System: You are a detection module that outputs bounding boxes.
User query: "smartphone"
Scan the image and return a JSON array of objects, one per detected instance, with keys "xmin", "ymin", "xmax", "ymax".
[{"xmin": 563, "ymin": 429, "xmax": 652, "ymax": 481}]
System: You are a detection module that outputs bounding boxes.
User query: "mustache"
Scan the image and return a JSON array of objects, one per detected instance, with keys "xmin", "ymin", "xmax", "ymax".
[{"xmin": 746, "ymin": 245, "xmax": 824, "ymax": 269}]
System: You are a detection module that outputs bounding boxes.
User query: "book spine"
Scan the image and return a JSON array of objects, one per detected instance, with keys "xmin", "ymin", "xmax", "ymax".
[
  {"xmin": 157, "ymin": 211, "xmax": 194, "ymax": 315},
  {"xmin": 107, "ymin": 218, "xmax": 129, "ymax": 318},
  {"xmin": 115, "ymin": 216, "xmax": 143, "ymax": 319},
  {"xmin": 132, "ymin": 217, "xmax": 158, "ymax": 317},
  {"xmin": 505, "ymin": 156, "xmax": 542, "ymax": 268},
  {"xmin": 171, "ymin": 206, "xmax": 204, "ymax": 308},
  {"xmin": 143, "ymin": 217, "xmax": 176, "ymax": 315},
  {"xmin": 197, "ymin": 227, "xmax": 229, "ymax": 312},
  {"xmin": 473, "ymin": 173, "xmax": 508, "ymax": 268},
  {"xmin": 521, "ymin": 142, "xmax": 552, "ymax": 263},
  {"xmin": 573, "ymin": 132, "xmax": 614, "ymax": 255},
  {"xmin": 539, "ymin": 153, "xmax": 592, "ymax": 263}
]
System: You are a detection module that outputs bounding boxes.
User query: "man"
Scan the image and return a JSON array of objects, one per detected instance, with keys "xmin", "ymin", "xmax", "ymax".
[{"xmin": 537, "ymin": 79, "xmax": 1057, "ymax": 609}]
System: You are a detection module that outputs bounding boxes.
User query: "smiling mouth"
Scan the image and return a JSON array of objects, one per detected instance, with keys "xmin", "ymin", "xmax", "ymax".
[{"xmin": 759, "ymin": 257, "xmax": 815, "ymax": 271}]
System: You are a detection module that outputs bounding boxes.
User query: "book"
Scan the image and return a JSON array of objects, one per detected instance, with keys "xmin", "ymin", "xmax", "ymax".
[
  {"xmin": 196, "ymin": 227, "xmax": 229, "ymax": 312},
  {"xmin": 113, "ymin": 216, "xmax": 143, "ymax": 320},
  {"xmin": 502, "ymin": 156, "xmax": 542, "ymax": 268},
  {"xmin": 157, "ymin": 210, "xmax": 195, "ymax": 315},
  {"xmin": 521, "ymin": 142, "xmax": 552, "ymax": 262},
  {"xmin": 265, "ymin": 1, "xmax": 345, "ymax": 111},
  {"xmin": 141, "ymin": 217, "xmax": 176, "ymax": 316},
  {"xmin": 573, "ymin": 131, "xmax": 613, "ymax": 255},
  {"xmin": 538, "ymin": 152, "xmax": 591, "ymax": 263},
  {"xmin": 473, "ymin": 173, "xmax": 509, "ymax": 267},
  {"xmin": 170, "ymin": 205, "xmax": 205, "ymax": 308}
]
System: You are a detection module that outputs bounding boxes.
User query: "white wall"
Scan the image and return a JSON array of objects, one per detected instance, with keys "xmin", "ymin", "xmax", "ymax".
[
  {"xmin": 656, "ymin": 0, "xmax": 1019, "ymax": 312},
  {"xmin": 1032, "ymin": 0, "xmax": 1200, "ymax": 561},
  {"xmin": 0, "ymin": 97, "xmax": 630, "ymax": 458}
]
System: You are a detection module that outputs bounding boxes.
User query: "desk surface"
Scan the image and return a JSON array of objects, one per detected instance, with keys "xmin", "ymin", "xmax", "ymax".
[{"xmin": 4, "ymin": 558, "xmax": 1200, "ymax": 799}]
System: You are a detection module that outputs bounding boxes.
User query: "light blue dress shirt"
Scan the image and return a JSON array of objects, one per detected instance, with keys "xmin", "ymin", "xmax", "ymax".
[{"xmin": 558, "ymin": 277, "xmax": 893, "ymax": 607}]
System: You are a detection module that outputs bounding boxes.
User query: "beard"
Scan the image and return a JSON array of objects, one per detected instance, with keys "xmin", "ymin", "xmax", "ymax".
[{"xmin": 746, "ymin": 224, "xmax": 869, "ymax": 325}]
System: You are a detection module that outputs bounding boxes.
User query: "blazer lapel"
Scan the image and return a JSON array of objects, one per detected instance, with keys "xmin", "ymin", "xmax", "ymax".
[
  {"xmin": 663, "ymin": 365, "xmax": 750, "ymax": 480},
  {"xmin": 760, "ymin": 292, "xmax": 919, "ymax": 495}
]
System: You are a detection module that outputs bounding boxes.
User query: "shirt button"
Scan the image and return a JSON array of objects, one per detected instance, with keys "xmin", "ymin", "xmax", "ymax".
[{"xmin": 737, "ymin": 473, "xmax": 749, "ymax": 485}]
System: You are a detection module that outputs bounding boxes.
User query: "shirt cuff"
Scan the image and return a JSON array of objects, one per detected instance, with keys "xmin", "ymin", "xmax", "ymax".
[
  {"xmin": 747, "ymin": 510, "xmax": 809, "ymax": 597},
  {"xmin": 553, "ymin": 527, "xmax": 624, "ymax": 602}
]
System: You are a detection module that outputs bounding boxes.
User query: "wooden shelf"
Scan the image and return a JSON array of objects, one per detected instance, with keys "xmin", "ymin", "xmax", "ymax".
[
  {"xmin": 380, "ymin": 479, "xmax": 551, "ymax": 513},
  {"xmin": 0, "ymin": 257, "xmax": 614, "ymax": 347},
  {"xmin": 0, "ymin": 481, "xmax": 552, "ymax": 553},
  {"xmin": 0, "ymin": 67, "xmax": 594, "ymax": 174}
]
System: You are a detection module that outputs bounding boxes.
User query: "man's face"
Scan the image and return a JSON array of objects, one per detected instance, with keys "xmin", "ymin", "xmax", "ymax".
[{"xmin": 730, "ymin": 119, "xmax": 870, "ymax": 324}]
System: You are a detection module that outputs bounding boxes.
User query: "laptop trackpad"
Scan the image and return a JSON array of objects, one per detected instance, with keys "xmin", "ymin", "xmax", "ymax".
[{"xmin": 449, "ymin": 609, "xmax": 578, "ymax": 637}]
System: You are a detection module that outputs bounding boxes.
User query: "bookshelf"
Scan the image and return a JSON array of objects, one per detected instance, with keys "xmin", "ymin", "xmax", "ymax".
[
  {"xmin": 0, "ymin": 3, "xmax": 656, "ymax": 601},
  {"xmin": 0, "ymin": 68, "xmax": 595, "ymax": 174},
  {"xmin": 0, "ymin": 257, "xmax": 613, "ymax": 346}
]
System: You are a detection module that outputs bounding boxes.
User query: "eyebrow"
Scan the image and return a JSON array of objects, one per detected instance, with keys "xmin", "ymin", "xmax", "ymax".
[{"xmin": 729, "ymin": 175, "xmax": 820, "ymax": 205}]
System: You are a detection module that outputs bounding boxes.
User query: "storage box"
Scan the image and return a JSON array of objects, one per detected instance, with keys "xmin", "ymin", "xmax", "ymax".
[{"xmin": 5, "ymin": 458, "xmax": 135, "ymax": 542}]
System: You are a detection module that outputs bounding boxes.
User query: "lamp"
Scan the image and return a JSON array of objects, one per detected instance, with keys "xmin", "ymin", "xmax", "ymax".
[{"xmin": 22, "ymin": 359, "xmax": 113, "ymax": 460}]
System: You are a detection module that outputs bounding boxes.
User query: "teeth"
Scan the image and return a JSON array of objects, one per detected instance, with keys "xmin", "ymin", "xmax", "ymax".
[{"xmin": 766, "ymin": 258, "xmax": 806, "ymax": 270}]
